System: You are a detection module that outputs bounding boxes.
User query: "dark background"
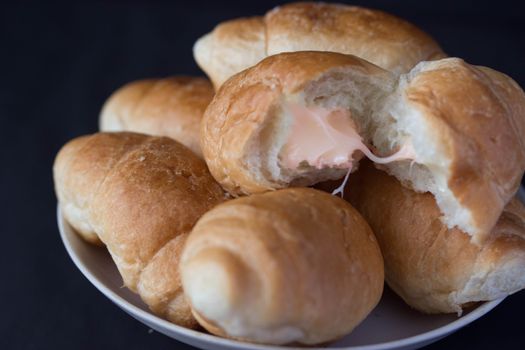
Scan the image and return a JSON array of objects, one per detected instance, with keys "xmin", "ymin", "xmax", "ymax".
[{"xmin": 2, "ymin": 0, "xmax": 525, "ymax": 349}]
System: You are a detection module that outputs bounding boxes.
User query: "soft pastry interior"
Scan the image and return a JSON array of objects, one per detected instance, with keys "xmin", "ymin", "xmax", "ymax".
[
  {"xmin": 276, "ymin": 98, "xmax": 417, "ymax": 191},
  {"xmin": 281, "ymin": 102, "xmax": 416, "ymax": 169}
]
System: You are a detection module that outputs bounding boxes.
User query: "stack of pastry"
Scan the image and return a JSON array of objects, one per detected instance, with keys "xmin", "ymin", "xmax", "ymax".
[{"xmin": 53, "ymin": 2, "xmax": 525, "ymax": 346}]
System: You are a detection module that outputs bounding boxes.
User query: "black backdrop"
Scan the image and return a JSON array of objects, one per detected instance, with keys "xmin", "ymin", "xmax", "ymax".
[{"xmin": 2, "ymin": 1, "xmax": 525, "ymax": 349}]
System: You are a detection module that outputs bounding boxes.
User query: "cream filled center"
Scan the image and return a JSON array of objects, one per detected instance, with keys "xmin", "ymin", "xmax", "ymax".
[{"xmin": 281, "ymin": 102, "xmax": 416, "ymax": 170}]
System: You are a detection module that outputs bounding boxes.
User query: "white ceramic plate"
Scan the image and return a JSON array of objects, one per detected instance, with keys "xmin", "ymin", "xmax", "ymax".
[{"xmin": 57, "ymin": 187, "xmax": 525, "ymax": 350}]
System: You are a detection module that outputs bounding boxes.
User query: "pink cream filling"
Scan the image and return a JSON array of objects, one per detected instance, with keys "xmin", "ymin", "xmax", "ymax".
[{"xmin": 281, "ymin": 103, "xmax": 416, "ymax": 169}]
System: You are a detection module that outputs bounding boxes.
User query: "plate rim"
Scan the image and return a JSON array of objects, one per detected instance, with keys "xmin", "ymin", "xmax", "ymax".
[{"xmin": 57, "ymin": 204, "xmax": 506, "ymax": 350}]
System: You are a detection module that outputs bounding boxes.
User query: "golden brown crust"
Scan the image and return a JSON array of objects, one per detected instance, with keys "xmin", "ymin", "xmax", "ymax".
[
  {"xmin": 345, "ymin": 161, "xmax": 525, "ymax": 313},
  {"xmin": 403, "ymin": 58, "xmax": 525, "ymax": 238},
  {"xmin": 266, "ymin": 2, "xmax": 445, "ymax": 74},
  {"xmin": 53, "ymin": 132, "xmax": 225, "ymax": 327},
  {"xmin": 54, "ymin": 133, "xmax": 148, "ymax": 244},
  {"xmin": 194, "ymin": 17, "xmax": 266, "ymax": 90},
  {"xmin": 194, "ymin": 2, "xmax": 445, "ymax": 88},
  {"xmin": 137, "ymin": 234, "xmax": 196, "ymax": 327},
  {"xmin": 201, "ymin": 51, "xmax": 391, "ymax": 196},
  {"xmin": 100, "ymin": 77, "xmax": 214, "ymax": 157},
  {"xmin": 181, "ymin": 188, "xmax": 384, "ymax": 344}
]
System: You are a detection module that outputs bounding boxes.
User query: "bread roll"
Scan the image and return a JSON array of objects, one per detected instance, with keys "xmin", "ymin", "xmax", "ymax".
[
  {"xmin": 180, "ymin": 188, "xmax": 384, "ymax": 345},
  {"xmin": 53, "ymin": 132, "xmax": 225, "ymax": 327},
  {"xmin": 202, "ymin": 51, "xmax": 525, "ymax": 240},
  {"xmin": 201, "ymin": 51, "xmax": 396, "ymax": 196},
  {"xmin": 344, "ymin": 161, "xmax": 525, "ymax": 314},
  {"xmin": 100, "ymin": 77, "xmax": 214, "ymax": 157},
  {"xmin": 376, "ymin": 58, "xmax": 525, "ymax": 241},
  {"xmin": 194, "ymin": 2, "xmax": 445, "ymax": 88}
]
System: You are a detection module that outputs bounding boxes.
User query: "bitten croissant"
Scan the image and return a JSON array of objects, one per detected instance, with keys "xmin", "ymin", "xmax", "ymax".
[
  {"xmin": 53, "ymin": 132, "xmax": 226, "ymax": 327},
  {"xmin": 180, "ymin": 188, "xmax": 384, "ymax": 345},
  {"xmin": 345, "ymin": 161, "xmax": 525, "ymax": 314},
  {"xmin": 201, "ymin": 51, "xmax": 525, "ymax": 241},
  {"xmin": 100, "ymin": 76, "xmax": 214, "ymax": 157},
  {"xmin": 194, "ymin": 2, "xmax": 445, "ymax": 89}
]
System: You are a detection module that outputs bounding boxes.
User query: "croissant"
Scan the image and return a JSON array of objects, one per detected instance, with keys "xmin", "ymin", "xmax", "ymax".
[
  {"xmin": 194, "ymin": 2, "xmax": 445, "ymax": 88},
  {"xmin": 100, "ymin": 76, "xmax": 214, "ymax": 157},
  {"xmin": 344, "ymin": 161, "xmax": 525, "ymax": 313},
  {"xmin": 53, "ymin": 132, "xmax": 225, "ymax": 327},
  {"xmin": 180, "ymin": 188, "xmax": 384, "ymax": 345}
]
